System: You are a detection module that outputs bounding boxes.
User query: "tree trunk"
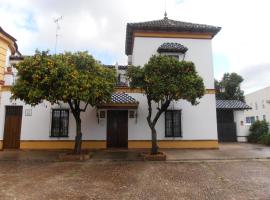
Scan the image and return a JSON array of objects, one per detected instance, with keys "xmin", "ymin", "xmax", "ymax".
[
  {"xmin": 150, "ymin": 126, "xmax": 158, "ymax": 154},
  {"xmin": 74, "ymin": 116, "xmax": 82, "ymax": 154}
]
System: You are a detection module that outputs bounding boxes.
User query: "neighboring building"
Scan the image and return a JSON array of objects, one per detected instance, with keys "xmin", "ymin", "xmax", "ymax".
[
  {"xmin": 0, "ymin": 14, "xmax": 222, "ymax": 150},
  {"xmin": 233, "ymin": 86, "xmax": 270, "ymax": 141},
  {"xmin": 244, "ymin": 87, "xmax": 270, "ymax": 123},
  {"xmin": 0, "ymin": 27, "xmax": 21, "ymax": 149},
  {"xmin": 216, "ymin": 100, "xmax": 251, "ymax": 142}
]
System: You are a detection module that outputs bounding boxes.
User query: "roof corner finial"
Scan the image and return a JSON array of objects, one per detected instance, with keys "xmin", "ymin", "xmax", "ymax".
[
  {"xmin": 164, "ymin": 11, "xmax": 168, "ymax": 19},
  {"xmin": 164, "ymin": 0, "xmax": 168, "ymax": 20}
]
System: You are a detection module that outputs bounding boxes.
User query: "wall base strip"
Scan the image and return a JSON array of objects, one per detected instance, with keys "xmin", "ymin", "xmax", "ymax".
[{"xmin": 13, "ymin": 140, "xmax": 219, "ymax": 150}]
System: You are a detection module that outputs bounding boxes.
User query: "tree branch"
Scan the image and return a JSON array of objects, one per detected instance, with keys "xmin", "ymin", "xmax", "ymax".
[
  {"xmin": 80, "ymin": 102, "xmax": 89, "ymax": 112},
  {"xmin": 67, "ymin": 100, "xmax": 76, "ymax": 115},
  {"xmin": 146, "ymin": 95, "xmax": 153, "ymax": 127},
  {"xmin": 152, "ymin": 99, "xmax": 171, "ymax": 126}
]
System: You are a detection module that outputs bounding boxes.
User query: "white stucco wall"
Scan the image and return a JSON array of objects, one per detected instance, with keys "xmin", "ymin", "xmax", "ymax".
[
  {"xmin": 234, "ymin": 110, "xmax": 250, "ymax": 142},
  {"xmin": 244, "ymin": 86, "xmax": 270, "ymax": 122},
  {"xmin": 0, "ymin": 91, "xmax": 218, "ymax": 141},
  {"xmin": 128, "ymin": 93, "xmax": 217, "ymax": 140},
  {"xmin": 234, "ymin": 86, "xmax": 270, "ymax": 142},
  {"xmin": 132, "ymin": 37, "xmax": 215, "ymax": 89},
  {"xmin": 0, "ymin": 91, "xmax": 107, "ymax": 141}
]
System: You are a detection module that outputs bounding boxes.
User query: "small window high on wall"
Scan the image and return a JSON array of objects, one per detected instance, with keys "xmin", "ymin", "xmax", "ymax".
[
  {"xmin": 51, "ymin": 109, "xmax": 69, "ymax": 137},
  {"xmin": 165, "ymin": 110, "xmax": 182, "ymax": 137}
]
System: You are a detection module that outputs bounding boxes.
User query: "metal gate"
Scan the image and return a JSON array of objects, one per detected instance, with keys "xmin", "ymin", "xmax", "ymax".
[{"xmin": 217, "ymin": 122, "xmax": 237, "ymax": 142}]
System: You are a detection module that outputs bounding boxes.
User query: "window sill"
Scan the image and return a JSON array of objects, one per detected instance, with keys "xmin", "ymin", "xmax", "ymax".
[
  {"xmin": 50, "ymin": 136, "xmax": 69, "ymax": 138},
  {"xmin": 164, "ymin": 136, "xmax": 182, "ymax": 138}
]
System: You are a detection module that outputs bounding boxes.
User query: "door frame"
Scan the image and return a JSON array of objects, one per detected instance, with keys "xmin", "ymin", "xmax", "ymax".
[
  {"xmin": 106, "ymin": 110, "xmax": 128, "ymax": 148},
  {"xmin": 3, "ymin": 106, "xmax": 23, "ymax": 149}
]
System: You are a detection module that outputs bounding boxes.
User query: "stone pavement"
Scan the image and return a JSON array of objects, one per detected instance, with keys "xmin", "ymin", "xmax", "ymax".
[
  {"xmin": 0, "ymin": 143, "xmax": 270, "ymax": 162},
  {"xmin": 164, "ymin": 142, "xmax": 270, "ymax": 161}
]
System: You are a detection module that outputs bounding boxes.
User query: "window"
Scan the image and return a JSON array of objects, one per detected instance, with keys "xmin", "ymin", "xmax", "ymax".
[
  {"xmin": 246, "ymin": 116, "xmax": 255, "ymax": 124},
  {"xmin": 51, "ymin": 109, "xmax": 69, "ymax": 137},
  {"xmin": 263, "ymin": 115, "xmax": 266, "ymax": 121},
  {"xmin": 165, "ymin": 110, "xmax": 182, "ymax": 137},
  {"xmin": 256, "ymin": 116, "xmax": 259, "ymax": 121},
  {"xmin": 255, "ymin": 102, "xmax": 258, "ymax": 110}
]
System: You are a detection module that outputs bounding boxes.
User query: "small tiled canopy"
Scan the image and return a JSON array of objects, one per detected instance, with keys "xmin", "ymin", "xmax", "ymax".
[
  {"xmin": 110, "ymin": 93, "xmax": 138, "ymax": 104},
  {"xmin": 157, "ymin": 42, "xmax": 188, "ymax": 54},
  {"xmin": 97, "ymin": 93, "xmax": 139, "ymax": 109},
  {"xmin": 216, "ymin": 100, "xmax": 252, "ymax": 110}
]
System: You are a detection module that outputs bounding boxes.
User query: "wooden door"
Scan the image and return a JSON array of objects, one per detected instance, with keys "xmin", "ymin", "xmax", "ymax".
[
  {"xmin": 3, "ymin": 106, "xmax": 23, "ymax": 149},
  {"xmin": 107, "ymin": 110, "xmax": 128, "ymax": 148}
]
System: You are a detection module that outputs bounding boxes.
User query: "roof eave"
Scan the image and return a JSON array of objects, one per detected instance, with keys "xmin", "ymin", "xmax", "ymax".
[{"xmin": 125, "ymin": 25, "xmax": 221, "ymax": 55}]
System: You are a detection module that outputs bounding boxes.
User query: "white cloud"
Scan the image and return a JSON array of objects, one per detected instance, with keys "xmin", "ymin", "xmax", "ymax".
[{"xmin": 1, "ymin": 0, "xmax": 270, "ymax": 93}]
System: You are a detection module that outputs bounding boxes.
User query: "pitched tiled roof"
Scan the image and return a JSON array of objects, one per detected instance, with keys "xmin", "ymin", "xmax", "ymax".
[
  {"xmin": 216, "ymin": 100, "xmax": 252, "ymax": 110},
  {"xmin": 110, "ymin": 93, "xmax": 138, "ymax": 104},
  {"xmin": 0, "ymin": 26, "xmax": 19, "ymax": 54},
  {"xmin": 157, "ymin": 42, "xmax": 188, "ymax": 53},
  {"xmin": 0, "ymin": 26, "xmax": 16, "ymax": 42},
  {"xmin": 125, "ymin": 17, "xmax": 221, "ymax": 55}
]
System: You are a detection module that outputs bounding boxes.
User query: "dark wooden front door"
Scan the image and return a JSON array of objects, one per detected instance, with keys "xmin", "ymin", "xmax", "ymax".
[
  {"xmin": 107, "ymin": 110, "xmax": 128, "ymax": 148},
  {"xmin": 3, "ymin": 106, "xmax": 23, "ymax": 149}
]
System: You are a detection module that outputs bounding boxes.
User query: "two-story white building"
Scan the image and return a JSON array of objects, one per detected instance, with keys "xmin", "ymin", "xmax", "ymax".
[{"xmin": 0, "ymin": 14, "xmax": 221, "ymax": 150}]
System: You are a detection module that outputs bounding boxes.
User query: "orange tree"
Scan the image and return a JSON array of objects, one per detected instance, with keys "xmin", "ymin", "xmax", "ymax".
[
  {"xmin": 11, "ymin": 51, "xmax": 116, "ymax": 154},
  {"xmin": 127, "ymin": 55, "xmax": 205, "ymax": 154}
]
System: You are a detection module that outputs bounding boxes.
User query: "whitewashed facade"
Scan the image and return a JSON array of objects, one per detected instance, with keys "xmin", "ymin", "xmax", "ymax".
[{"xmin": 0, "ymin": 16, "xmax": 221, "ymax": 149}]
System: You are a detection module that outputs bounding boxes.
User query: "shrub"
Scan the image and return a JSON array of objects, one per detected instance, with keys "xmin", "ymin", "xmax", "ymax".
[
  {"xmin": 248, "ymin": 120, "xmax": 269, "ymax": 143},
  {"xmin": 259, "ymin": 133, "xmax": 270, "ymax": 145}
]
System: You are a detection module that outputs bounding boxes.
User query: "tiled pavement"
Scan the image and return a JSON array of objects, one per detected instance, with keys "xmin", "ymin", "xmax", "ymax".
[
  {"xmin": 0, "ymin": 143, "xmax": 270, "ymax": 199},
  {"xmin": 1, "ymin": 143, "xmax": 270, "ymax": 162}
]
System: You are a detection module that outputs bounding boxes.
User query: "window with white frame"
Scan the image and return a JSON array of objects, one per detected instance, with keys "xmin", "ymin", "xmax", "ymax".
[{"xmin": 246, "ymin": 116, "xmax": 255, "ymax": 124}]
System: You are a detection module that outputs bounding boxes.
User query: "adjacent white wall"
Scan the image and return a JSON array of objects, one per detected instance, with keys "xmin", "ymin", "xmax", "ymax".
[
  {"xmin": 234, "ymin": 86, "xmax": 270, "ymax": 141},
  {"xmin": 244, "ymin": 86, "xmax": 270, "ymax": 122},
  {"xmin": 234, "ymin": 110, "xmax": 250, "ymax": 142}
]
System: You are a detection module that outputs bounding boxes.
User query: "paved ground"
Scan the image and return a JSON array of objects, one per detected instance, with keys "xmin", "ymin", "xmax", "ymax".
[
  {"xmin": 1, "ymin": 160, "xmax": 270, "ymax": 199},
  {"xmin": 0, "ymin": 143, "xmax": 270, "ymax": 199},
  {"xmin": 164, "ymin": 143, "xmax": 270, "ymax": 161},
  {"xmin": 1, "ymin": 143, "xmax": 270, "ymax": 162}
]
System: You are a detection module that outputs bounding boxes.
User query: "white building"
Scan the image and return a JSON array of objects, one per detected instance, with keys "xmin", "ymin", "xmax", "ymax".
[
  {"xmin": 0, "ymin": 14, "xmax": 222, "ymax": 150},
  {"xmin": 232, "ymin": 86, "xmax": 270, "ymax": 141}
]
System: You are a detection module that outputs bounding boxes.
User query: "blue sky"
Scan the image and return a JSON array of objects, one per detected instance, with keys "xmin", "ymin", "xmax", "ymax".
[{"xmin": 1, "ymin": 0, "xmax": 270, "ymax": 94}]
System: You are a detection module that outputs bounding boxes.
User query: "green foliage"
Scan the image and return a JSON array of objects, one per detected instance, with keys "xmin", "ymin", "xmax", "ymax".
[
  {"xmin": 128, "ymin": 55, "xmax": 205, "ymax": 105},
  {"xmin": 11, "ymin": 50, "xmax": 116, "ymax": 153},
  {"xmin": 215, "ymin": 72, "xmax": 245, "ymax": 102},
  {"xmin": 258, "ymin": 133, "xmax": 270, "ymax": 145},
  {"xmin": 248, "ymin": 120, "xmax": 269, "ymax": 143},
  {"xmin": 11, "ymin": 51, "xmax": 116, "ymax": 106}
]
